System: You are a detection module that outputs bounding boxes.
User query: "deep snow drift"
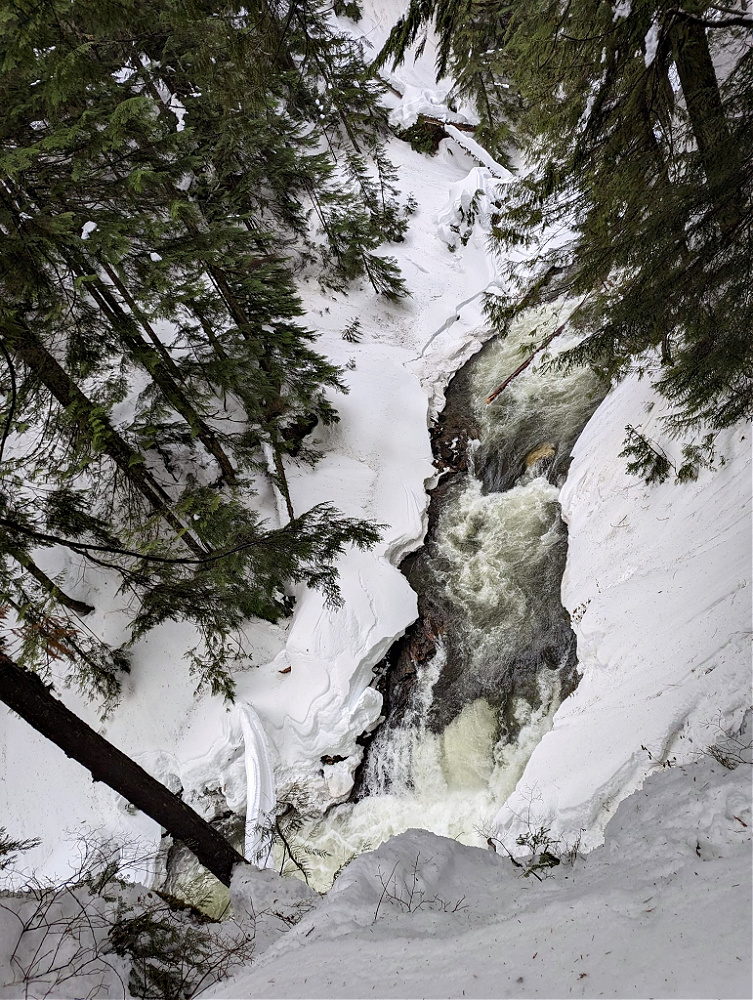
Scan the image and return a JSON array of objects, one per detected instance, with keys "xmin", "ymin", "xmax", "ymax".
[{"xmin": 206, "ymin": 751, "xmax": 752, "ymax": 1000}]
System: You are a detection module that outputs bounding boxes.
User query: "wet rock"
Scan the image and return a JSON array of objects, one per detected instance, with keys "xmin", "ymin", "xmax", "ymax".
[{"xmin": 525, "ymin": 442, "xmax": 556, "ymax": 466}]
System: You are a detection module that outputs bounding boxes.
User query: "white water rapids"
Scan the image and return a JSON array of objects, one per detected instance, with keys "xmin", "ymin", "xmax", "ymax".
[{"xmin": 273, "ymin": 304, "xmax": 606, "ymax": 891}]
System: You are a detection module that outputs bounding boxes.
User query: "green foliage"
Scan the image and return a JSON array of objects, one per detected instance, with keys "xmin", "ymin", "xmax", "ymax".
[
  {"xmin": 0, "ymin": 827, "xmax": 40, "ymax": 871},
  {"xmin": 676, "ymin": 434, "xmax": 719, "ymax": 482},
  {"xmin": 515, "ymin": 825, "xmax": 561, "ymax": 879},
  {"xmin": 377, "ymin": 0, "xmax": 518, "ymax": 162},
  {"xmin": 379, "ymin": 0, "xmax": 753, "ymax": 437},
  {"xmin": 333, "ymin": 0, "xmax": 363, "ymax": 19},
  {"xmin": 0, "ymin": 482, "xmax": 131, "ymax": 711},
  {"xmin": 0, "ymin": 0, "xmax": 395, "ymax": 705},
  {"xmin": 273, "ymin": 802, "xmax": 326, "ymax": 884},
  {"xmin": 397, "ymin": 117, "xmax": 448, "ymax": 155},
  {"xmin": 126, "ymin": 502, "xmax": 381, "ymax": 696},
  {"xmin": 619, "ymin": 425, "xmax": 719, "ymax": 486},
  {"xmin": 341, "ymin": 317, "xmax": 363, "ymax": 343},
  {"xmin": 110, "ymin": 902, "xmax": 220, "ymax": 1000},
  {"xmin": 619, "ymin": 425, "xmax": 674, "ymax": 485}
]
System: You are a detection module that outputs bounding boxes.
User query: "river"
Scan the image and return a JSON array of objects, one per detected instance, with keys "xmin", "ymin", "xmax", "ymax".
[{"xmin": 276, "ymin": 301, "xmax": 607, "ymax": 891}]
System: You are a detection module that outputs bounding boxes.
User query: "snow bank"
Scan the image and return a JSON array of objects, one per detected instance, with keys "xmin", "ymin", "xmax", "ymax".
[
  {"xmin": 208, "ymin": 754, "xmax": 751, "ymax": 998},
  {"xmin": 494, "ymin": 372, "xmax": 752, "ymax": 849}
]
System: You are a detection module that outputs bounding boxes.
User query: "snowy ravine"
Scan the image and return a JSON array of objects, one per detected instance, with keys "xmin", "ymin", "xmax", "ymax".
[
  {"xmin": 0, "ymin": 0, "xmax": 505, "ymax": 883},
  {"xmin": 1, "ymin": 7, "xmax": 751, "ymax": 991}
]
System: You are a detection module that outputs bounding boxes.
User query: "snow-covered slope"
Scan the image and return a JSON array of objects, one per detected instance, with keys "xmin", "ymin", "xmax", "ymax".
[
  {"xmin": 493, "ymin": 375, "xmax": 752, "ymax": 851},
  {"xmin": 3, "ymin": 742, "xmax": 747, "ymax": 999},
  {"xmin": 207, "ymin": 355, "xmax": 750, "ymax": 1000},
  {"xmin": 207, "ymin": 751, "xmax": 751, "ymax": 999}
]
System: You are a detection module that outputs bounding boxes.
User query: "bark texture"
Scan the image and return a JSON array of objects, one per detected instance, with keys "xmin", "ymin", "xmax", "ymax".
[{"xmin": 0, "ymin": 651, "xmax": 247, "ymax": 886}]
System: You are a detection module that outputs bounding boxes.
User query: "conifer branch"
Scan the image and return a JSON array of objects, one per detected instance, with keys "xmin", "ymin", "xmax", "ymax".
[
  {"xmin": 668, "ymin": 9, "xmax": 753, "ymax": 29},
  {"xmin": 0, "ymin": 516, "xmax": 265, "ymax": 568}
]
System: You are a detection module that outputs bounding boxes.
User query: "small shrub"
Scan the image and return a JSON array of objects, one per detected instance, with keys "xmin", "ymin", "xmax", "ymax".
[
  {"xmin": 333, "ymin": 0, "xmax": 362, "ymax": 20},
  {"xmin": 695, "ymin": 718, "xmax": 753, "ymax": 770},
  {"xmin": 676, "ymin": 434, "xmax": 718, "ymax": 482},
  {"xmin": 621, "ymin": 426, "xmax": 720, "ymax": 485},
  {"xmin": 514, "ymin": 826, "xmax": 561, "ymax": 879},
  {"xmin": 487, "ymin": 822, "xmax": 583, "ymax": 881},
  {"xmin": 0, "ymin": 838, "xmax": 256, "ymax": 1000},
  {"xmin": 110, "ymin": 894, "xmax": 254, "ymax": 1000},
  {"xmin": 620, "ymin": 425, "xmax": 673, "ymax": 484},
  {"xmin": 373, "ymin": 854, "xmax": 468, "ymax": 922},
  {"xmin": 341, "ymin": 317, "xmax": 363, "ymax": 343}
]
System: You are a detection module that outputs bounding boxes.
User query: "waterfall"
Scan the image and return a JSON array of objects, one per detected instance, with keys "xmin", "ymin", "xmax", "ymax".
[{"xmin": 280, "ymin": 302, "xmax": 606, "ymax": 891}]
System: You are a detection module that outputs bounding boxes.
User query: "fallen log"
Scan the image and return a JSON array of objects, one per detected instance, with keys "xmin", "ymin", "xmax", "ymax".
[
  {"xmin": 485, "ymin": 296, "xmax": 588, "ymax": 405},
  {"xmin": 0, "ymin": 651, "xmax": 247, "ymax": 886}
]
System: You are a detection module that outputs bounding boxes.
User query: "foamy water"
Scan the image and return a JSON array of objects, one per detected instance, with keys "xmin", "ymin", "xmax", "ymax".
[{"xmin": 282, "ymin": 304, "xmax": 604, "ymax": 891}]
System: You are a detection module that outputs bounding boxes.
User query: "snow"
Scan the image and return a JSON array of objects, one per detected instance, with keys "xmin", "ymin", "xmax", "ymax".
[
  {"xmin": 387, "ymin": 84, "xmax": 475, "ymax": 132},
  {"xmin": 207, "ymin": 752, "xmax": 751, "ymax": 999},
  {"xmin": 1, "ymin": 3, "xmax": 751, "ymax": 996},
  {"xmin": 3, "ymin": 754, "xmax": 747, "ymax": 998}
]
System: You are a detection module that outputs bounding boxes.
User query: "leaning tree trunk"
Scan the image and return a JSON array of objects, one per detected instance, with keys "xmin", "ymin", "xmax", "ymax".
[
  {"xmin": 671, "ymin": 17, "xmax": 743, "ymax": 232},
  {"xmin": 0, "ymin": 651, "xmax": 247, "ymax": 886},
  {"xmin": 9, "ymin": 178, "xmax": 238, "ymax": 486},
  {"xmin": 1, "ymin": 320, "xmax": 207, "ymax": 558},
  {"xmin": 91, "ymin": 260, "xmax": 239, "ymax": 486}
]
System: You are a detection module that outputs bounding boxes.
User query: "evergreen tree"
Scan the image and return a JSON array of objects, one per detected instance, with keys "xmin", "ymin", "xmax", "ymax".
[
  {"xmin": 0, "ymin": 0, "xmax": 392, "ymax": 705},
  {"xmin": 380, "ymin": 0, "xmax": 753, "ymax": 433}
]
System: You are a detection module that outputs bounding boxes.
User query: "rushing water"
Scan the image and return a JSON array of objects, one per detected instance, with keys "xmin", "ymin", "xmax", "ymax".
[{"xmin": 275, "ymin": 303, "xmax": 606, "ymax": 891}]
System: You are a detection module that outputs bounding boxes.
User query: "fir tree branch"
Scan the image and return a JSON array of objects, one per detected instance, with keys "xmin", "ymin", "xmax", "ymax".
[
  {"xmin": 667, "ymin": 9, "xmax": 753, "ymax": 29},
  {"xmin": 0, "ymin": 516, "xmax": 266, "ymax": 567}
]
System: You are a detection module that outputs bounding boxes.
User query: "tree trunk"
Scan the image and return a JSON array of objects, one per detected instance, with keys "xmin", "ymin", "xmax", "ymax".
[
  {"xmin": 485, "ymin": 305, "xmax": 585, "ymax": 404},
  {"xmin": 671, "ymin": 17, "xmax": 742, "ymax": 231},
  {"xmin": 95, "ymin": 261, "xmax": 238, "ymax": 484},
  {"xmin": 7, "ymin": 176, "xmax": 238, "ymax": 483},
  {"xmin": 1, "ymin": 320, "xmax": 207, "ymax": 558},
  {"xmin": 0, "ymin": 651, "xmax": 247, "ymax": 886},
  {"xmin": 46, "ymin": 232, "xmax": 239, "ymax": 486}
]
